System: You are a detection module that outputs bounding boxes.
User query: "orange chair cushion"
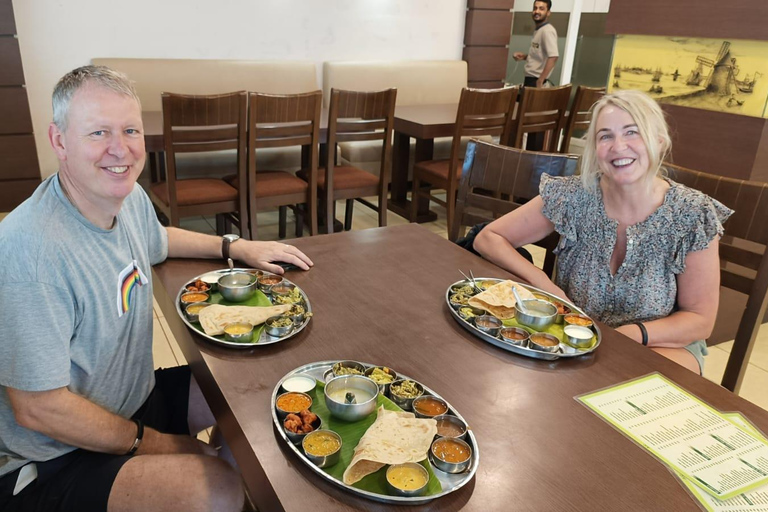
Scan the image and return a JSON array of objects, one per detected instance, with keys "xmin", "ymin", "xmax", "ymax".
[
  {"xmin": 225, "ymin": 172, "xmax": 308, "ymax": 197},
  {"xmin": 150, "ymin": 179, "xmax": 238, "ymax": 206},
  {"xmin": 296, "ymin": 166, "xmax": 379, "ymax": 190},
  {"xmin": 413, "ymin": 159, "xmax": 464, "ymax": 186}
]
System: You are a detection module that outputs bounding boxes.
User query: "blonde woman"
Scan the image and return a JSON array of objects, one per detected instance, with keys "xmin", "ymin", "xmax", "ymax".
[{"xmin": 474, "ymin": 90, "xmax": 732, "ymax": 373}]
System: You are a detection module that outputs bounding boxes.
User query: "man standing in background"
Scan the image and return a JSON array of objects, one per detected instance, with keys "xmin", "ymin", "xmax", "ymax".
[{"xmin": 513, "ymin": 0, "xmax": 559, "ymax": 150}]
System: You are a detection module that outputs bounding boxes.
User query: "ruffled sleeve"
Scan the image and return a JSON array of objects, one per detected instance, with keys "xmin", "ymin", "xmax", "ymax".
[
  {"xmin": 539, "ymin": 174, "xmax": 584, "ymax": 247},
  {"xmin": 670, "ymin": 187, "xmax": 733, "ymax": 274}
]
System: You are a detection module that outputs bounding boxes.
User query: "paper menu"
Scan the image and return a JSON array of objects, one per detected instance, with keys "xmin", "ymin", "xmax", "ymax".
[
  {"xmin": 679, "ymin": 413, "xmax": 768, "ymax": 512},
  {"xmin": 577, "ymin": 374, "xmax": 768, "ymax": 501}
]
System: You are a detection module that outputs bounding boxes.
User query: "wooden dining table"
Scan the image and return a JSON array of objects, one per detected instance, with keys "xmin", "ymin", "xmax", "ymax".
[{"xmin": 152, "ymin": 223, "xmax": 768, "ymax": 511}]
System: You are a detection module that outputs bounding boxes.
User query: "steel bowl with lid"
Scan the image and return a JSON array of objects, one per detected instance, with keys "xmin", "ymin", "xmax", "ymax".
[
  {"xmin": 515, "ymin": 299, "xmax": 557, "ymax": 330},
  {"xmin": 324, "ymin": 375, "xmax": 379, "ymax": 421},
  {"xmin": 217, "ymin": 272, "xmax": 257, "ymax": 302}
]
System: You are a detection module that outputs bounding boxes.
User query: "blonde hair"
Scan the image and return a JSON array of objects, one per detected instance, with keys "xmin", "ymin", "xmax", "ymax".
[
  {"xmin": 580, "ymin": 89, "xmax": 671, "ymax": 192},
  {"xmin": 52, "ymin": 65, "xmax": 141, "ymax": 131}
]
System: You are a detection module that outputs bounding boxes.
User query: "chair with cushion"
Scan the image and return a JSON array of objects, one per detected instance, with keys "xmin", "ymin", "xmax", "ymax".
[
  {"xmin": 452, "ymin": 140, "xmax": 579, "ymax": 278},
  {"xmin": 411, "ymin": 87, "xmax": 517, "ymax": 236},
  {"xmin": 225, "ymin": 91, "xmax": 321, "ymax": 239},
  {"xmin": 509, "ymin": 84, "xmax": 572, "ymax": 153},
  {"xmin": 298, "ymin": 88, "xmax": 396, "ymax": 231},
  {"xmin": 665, "ymin": 163, "xmax": 768, "ymax": 393},
  {"xmin": 559, "ymin": 85, "xmax": 606, "ymax": 154},
  {"xmin": 149, "ymin": 92, "xmax": 248, "ymax": 237}
]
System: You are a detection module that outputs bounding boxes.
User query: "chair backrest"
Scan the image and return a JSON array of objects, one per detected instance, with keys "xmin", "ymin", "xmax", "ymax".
[
  {"xmin": 665, "ymin": 163, "xmax": 768, "ymax": 392},
  {"xmin": 560, "ymin": 85, "xmax": 605, "ymax": 153},
  {"xmin": 511, "ymin": 84, "xmax": 572, "ymax": 152},
  {"xmin": 448, "ymin": 87, "xmax": 518, "ymax": 170},
  {"xmin": 452, "ymin": 140, "xmax": 579, "ymax": 277},
  {"xmin": 161, "ymin": 91, "xmax": 248, "ymax": 233}
]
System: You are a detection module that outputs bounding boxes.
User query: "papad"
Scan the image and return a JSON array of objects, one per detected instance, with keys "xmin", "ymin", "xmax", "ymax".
[
  {"xmin": 198, "ymin": 304, "xmax": 291, "ymax": 336},
  {"xmin": 342, "ymin": 406, "xmax": 437, "ymax": 485},
  {"xmin": 468, "ymin": 280, "xmax": 534, "ymax": 319}
]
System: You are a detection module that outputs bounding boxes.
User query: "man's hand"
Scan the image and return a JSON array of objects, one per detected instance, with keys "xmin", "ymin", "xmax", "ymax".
[
  {"xmin": 513, "ymin": 52, "xmax": 526, "ymax": 61},
  {"xmin": 138, "ymin": 428, "xmax": 219, "ymax": 457},
  {"xmin": 231, "ymin": 240, "xmax": 313, "ymax": 275}
]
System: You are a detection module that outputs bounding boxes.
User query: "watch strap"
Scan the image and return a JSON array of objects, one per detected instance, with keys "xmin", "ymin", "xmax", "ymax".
[
  {"xmin": 222, "ymin": 236, "xmax": 231, "ymax": 260},
  {"xmin": 126, "ymin": 418, "xmax": 144, "ymax": 456}
]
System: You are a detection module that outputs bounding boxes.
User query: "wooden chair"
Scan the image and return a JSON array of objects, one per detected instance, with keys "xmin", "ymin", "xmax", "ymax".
[
  {"xmin": 665, "ymin": 163, "xmax": 768, "ymax": 392},
  {"xmin": 509, "ymin": 84, "xmax": 572, "ymax": 153},
  {"xmin": 411, "ymin": 87, "xmax": 518, "ymax": 236},
  {"xmin": 559, "ymin": 85, "xmax": 606, "ymax": 153},
  {"xmin": 225, "ymin": 91, "xmax": 321, "ymax": 239},
  {"xmin": 452, "ymin": 140, "xmax": 579, "ymax": 278},
  {"xmin": 149, "ymin": 91, "xmax": 248, "ymax": 238},
  {"xmin": 298, "ymin": 88, "xmax": 396, "ymax": 231}
]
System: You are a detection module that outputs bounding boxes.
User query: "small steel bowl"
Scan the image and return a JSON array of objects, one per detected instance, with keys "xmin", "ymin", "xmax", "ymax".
[
  {"xmin": 257, "ymin": 273, "xmax": 283, "ymax": 292},
  {"xmin": 449, "ymin": 292, "xmax": 473, "ymax": 311},
  {"xmin": 364, "ymin": 366, "xmax": 398, "ymax": 396},
  {"xmin": 218, "ymin": 272, "xmax": 257, "ymax": 303},
  {"xmin": 184, "ymin": 302, "xmax": 211, "ymax": 323},
  {"xmin": 450, "ymin": 283, "xmax": 478, "ymax": 296},
  {"xmin": 280, "ymin": 375, "xmax": 316, "ymax": 394},
  {"xmin": 199, "ymin": 272, "xmax": 221, "ymax": 292},
  {"xmin": 327, "ymin": 360, "xmax": 367, "ymax": 380},
  {"xmin": 302, "ymin": 429, "xmax": 342, "ymax": 468},
  {"xmin": 564, "ymin": 324, "xmax": 595, "ymax": 348},
  {"xmin": 430, "ymin": 437, "xmax": 472, "ymax": 474},
  {"xmin": 275, "ymin": 391, "xmax": 313, "ymax": 420},
  {"xmin": 223, "ymin": 322, "xmax": 254, "ymax": 343},
  {"xmin": 389, "ymin": 379, "xmax": 424, "ymax": 411},
  {"xmin": 457, "ymin": 306, "xmax": 485, "ymax": 322},
  {"xmin": 265, "ymin": 315, "xmax": 294, "ymax": 337},
  {"xmin": 270, "ymin": 282, "xmax": 296, "ymax": 297},
  {"xmin": 283, "ymin": 414, "xmax": 322, "ymax": 445},
  {"xmin": 324, "ymin": 375, "xmax": 379, "ymax": 422},
  {"xmin": 412, "ymin": 395, "xmax": 449, "ymax": 419},
  {"xmin": 564, "ymin": 313, "xmax": 594, "ymax": 329},
  {"xmin": 474, "ymin": 314, "xmax": 502, "ymax": 337},
  {"xmin": 287, "ymin": 304, "xmax": 307, "ymax": 325},
  {"xmin": 180, "ymin": 291, "xmax": 210, "ymax": 305},
  {"xmin": 515, "ymin": 299, "xmax": 557, "ymax": 330},
  {"xmin": 185, "ymin": 280, "xmax": 211, "ymax": 293},
  {"xmin": 499, "ymin": 326, "xmax": 530, "ymax": 348},
  {"xmin": 554, "ymin": 302, "xmax": 572, "ymax": 324},
  {"xmin": 434, "ymin": 414, "xmax": 468, "ymax": 440},
  {"xmin": 385, "ymin": 462, "xmax": 430, "ymax": 497},
  {"xmin": 529, "ymin": 332, "xmax": 561, "ymax": 353}
]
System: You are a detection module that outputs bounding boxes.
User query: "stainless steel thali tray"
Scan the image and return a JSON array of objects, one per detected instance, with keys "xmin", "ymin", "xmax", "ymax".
[
  {"xmin": 175, "ymin": 268, "xmax": 312, "ymax": 348},
  {"xmin": 446, "ymin": 278, "xmax": 601, "ymax": 361},
  {"xmin": 271, "ymin": 361, "xmax": 479, "ymax": 505}
]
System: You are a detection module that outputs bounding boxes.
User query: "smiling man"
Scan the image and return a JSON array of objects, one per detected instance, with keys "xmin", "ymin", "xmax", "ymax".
[{"xmin": 0, "ymin": 66, "xmax": 313, "ymax": 511}]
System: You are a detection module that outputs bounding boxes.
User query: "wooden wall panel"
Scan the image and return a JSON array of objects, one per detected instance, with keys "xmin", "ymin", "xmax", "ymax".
[
  {"xmin": 0, "ymin": 135, "xmax": 39, "ymax": 179},
  {"xmin": 663, "ymin": 104, "xmax": 763, "ymax": 181},
  {"xmin": 465, "ymin": 10, "xmax": 513, "ymax": 46},
  {"xmin": 0, "ymin": 87, "xmax": 33, "ymax": 134},
  {"xmin": 0, "ymin": 0, "xmax": 15, "ymax": 35},
  {"xmin": 0, "ymin": 180, "xmax": 39, "ymax": 210},
  {"xmin": 0, "ymin": 37, "xmax": 24, "ymax": 85},
  {"xmin": 606, "ymin": 0, "xmax": 768, "ymax": 41},
  {"xmin": 467, "ymin": 0, "xmax": 514, "ymax": 9},
  {"xmin": 463, "ymin": 47, "xmax": 510, "ymax": 82}
]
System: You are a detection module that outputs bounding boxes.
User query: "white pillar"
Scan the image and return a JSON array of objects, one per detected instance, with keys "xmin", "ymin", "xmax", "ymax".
[{"xmin": 560, "ymin": 0, "xmax": 583, "ymax": 84}]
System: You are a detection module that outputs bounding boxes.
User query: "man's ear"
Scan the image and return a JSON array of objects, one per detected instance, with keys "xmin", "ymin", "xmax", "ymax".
[{"xmin": 49, "ymin": 122, "xmax": 67, "ymax": 161}]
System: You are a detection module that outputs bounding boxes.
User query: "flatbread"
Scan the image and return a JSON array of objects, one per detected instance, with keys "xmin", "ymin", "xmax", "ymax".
[
  {"xmin": 198, "ymin": 304, "xmax": 291, "ymax": 336},
  {"xmin": 342, "ymin": 407, "xmax": 437, "ymax": 485},
  {"xmin": 468, "ymin": 280, "xmax": 534, "ymax": 320}
]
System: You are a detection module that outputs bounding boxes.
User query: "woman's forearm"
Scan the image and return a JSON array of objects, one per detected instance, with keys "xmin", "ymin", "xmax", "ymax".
[{"xmin": 617, "ymin": 310, "xmax": 714, "ymax": 348}]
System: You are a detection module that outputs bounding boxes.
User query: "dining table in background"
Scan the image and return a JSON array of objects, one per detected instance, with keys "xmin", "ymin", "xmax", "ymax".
[{"xmin": 152, "ymin": 223, "xmax": 768, "ymax": 511}]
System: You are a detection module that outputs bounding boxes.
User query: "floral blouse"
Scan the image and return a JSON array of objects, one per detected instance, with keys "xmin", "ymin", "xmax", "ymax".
[{"xmin": 539, "ymin": 174, "xmax": 733, "ymax": 329}]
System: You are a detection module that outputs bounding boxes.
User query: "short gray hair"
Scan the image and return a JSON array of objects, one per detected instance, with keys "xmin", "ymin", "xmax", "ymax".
[{"xmin": 52, "ymin": 65, "xmax": 141, "ymax": 131}]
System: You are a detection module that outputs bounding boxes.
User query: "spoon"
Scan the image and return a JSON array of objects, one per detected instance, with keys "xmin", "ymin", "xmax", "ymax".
[
  {"xmin": 458, "ymin": 270, "xmax": 482, "ymax": 293},
  {"xmin": 227, "ymin": 258, "xmax": 234, "ymax": 273},
  {"xmin": 512, "ymin": 285, "xmax": 530, "ymax": 314}
]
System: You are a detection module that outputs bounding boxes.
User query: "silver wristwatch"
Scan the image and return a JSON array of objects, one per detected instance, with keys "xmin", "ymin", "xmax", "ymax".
[{"xmin": 221, "ymin": 234, "xmax": 240, "ymax": 260}]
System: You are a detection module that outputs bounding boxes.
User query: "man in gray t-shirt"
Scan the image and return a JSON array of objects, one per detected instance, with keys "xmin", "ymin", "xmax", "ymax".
[
  {"xmin": 513, "ymin": 0, "xmax": 559, "ymax": 89},
  {"xmin": 0, "ymin": 66, "xmax": 314, "ymax": 512}
]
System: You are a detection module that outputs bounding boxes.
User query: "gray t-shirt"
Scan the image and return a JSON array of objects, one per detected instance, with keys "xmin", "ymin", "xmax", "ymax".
[
  {"xmin": 525, "ymin": 22, "xmax": 559, "ymax": 79},
  {"xmin": 0, "ymin": 174, "xmax": 168, "ymax": 477}
]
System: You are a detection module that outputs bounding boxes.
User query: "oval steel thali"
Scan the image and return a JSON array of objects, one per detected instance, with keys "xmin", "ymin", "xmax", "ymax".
[
  {"xmin": 271, "ymin": 361, "xmax": 479, "ymax": 505},
  {"xmin": 175, "ymin": 268, "xmax": 312, "ymax": 348},
  {"xmin": 446, "ymin": 278, "xmax": 601, "ymax": 361}
]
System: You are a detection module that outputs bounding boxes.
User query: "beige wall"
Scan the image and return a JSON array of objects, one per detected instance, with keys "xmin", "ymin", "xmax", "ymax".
[{"xmin": 12, "ymin": 0, "xmax": 467, "ymax": 177}]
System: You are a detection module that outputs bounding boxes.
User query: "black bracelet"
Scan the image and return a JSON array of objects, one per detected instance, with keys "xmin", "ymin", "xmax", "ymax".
[
  {"xmin": 635, "ymin": 322, "xmax": 649, "ymax": 346},
  {"xmin": 126, "ymin": 418, "xmax": 144, "ymax": 456}
]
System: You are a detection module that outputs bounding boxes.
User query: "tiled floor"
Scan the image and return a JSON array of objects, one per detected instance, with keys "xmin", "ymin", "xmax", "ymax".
[{"xmin": 3, "ymin": 200, "xmax": 768, "ymax": 412}]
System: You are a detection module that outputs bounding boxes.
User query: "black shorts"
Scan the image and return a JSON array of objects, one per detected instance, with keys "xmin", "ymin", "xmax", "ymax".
[{"xmin": 0, "ymin": 366, "xmax": 191, "ymax": 512}]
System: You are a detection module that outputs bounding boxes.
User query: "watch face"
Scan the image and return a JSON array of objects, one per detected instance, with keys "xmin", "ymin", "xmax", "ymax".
[{"xmin": 224, "ymin": 234, "xmax": 240, "ymax": 242}]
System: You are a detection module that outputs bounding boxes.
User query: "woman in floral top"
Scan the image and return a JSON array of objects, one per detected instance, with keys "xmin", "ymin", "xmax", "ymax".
[{"xmin": 474, "ymin": 90, "xmax": 732, "ymax": 373}]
